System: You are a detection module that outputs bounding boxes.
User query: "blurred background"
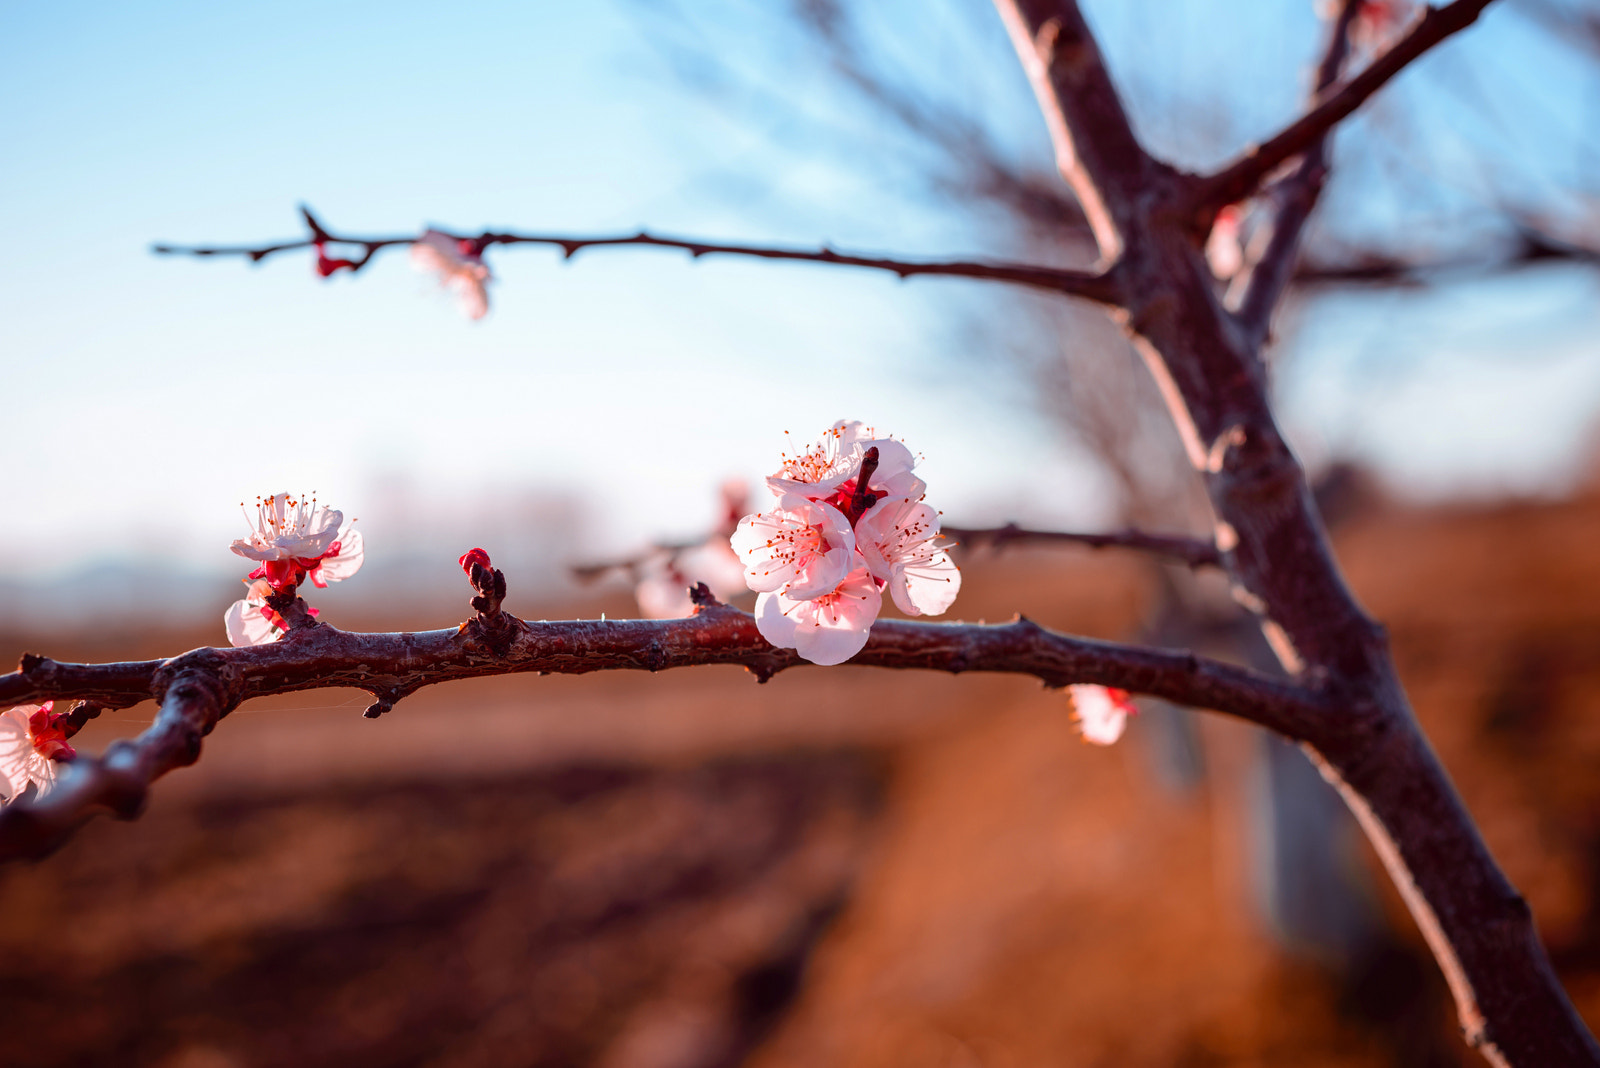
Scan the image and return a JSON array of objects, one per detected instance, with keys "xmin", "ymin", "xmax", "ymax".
[{"xmin": 3, "ymin": 0, "xmax": 1600, "ymax": 1064}]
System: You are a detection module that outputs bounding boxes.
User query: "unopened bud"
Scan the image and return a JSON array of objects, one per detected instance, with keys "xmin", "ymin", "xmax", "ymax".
[{"xmin": 459, "ymin": 548, "xmax": 493, "ymax": 576}]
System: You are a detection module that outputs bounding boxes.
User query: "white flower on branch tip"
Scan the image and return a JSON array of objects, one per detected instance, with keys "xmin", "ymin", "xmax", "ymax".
[
  {"xmin": 855, "ymin": 496, "xmax": 961, "ymax": 617},
  {"xmin": 730, "ymin": 495, "xmax": 858, "ymax": 600},
  {"xmin": 230, "ymin": 492, "xmax": 363, "ymax": 590},
  {"xmin": 755, "ymin": 566, "xmax": 882, "ymax": 666},
  {"xmin": 767, "ymin": 420, "xmax": 925, "ymax": 503},
  {"xmin": 411, "ymin": 229, "xmax": 491, "ymax": 320},
  {"xmin": 0, "ymin": 703, "xmax": 74, "ymax": 804},
  {"xmin": 1068, "ymin": 685, "xmax": 1136, "ymax": 746}
]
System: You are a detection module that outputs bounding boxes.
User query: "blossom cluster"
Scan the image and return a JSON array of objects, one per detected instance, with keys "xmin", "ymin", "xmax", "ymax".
[
  {"xmin": 0, "ymin": 703, "xmax": 74, "ymax": 804},
  {"xmin": 633, "ymin": 480, "xmax": 751, "ymax": 619},
  {"xmin": 224, "ymin": 493, "xmax": 364, "ymax": 647},
  {"xmin": 730, "ymin": 421, "xmax": 960, "ymax": 665}
]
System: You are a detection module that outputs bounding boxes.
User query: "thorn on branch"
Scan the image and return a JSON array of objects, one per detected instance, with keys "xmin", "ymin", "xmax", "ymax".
[{"xmin": 299, "ymin": 204, "xmax": 332, "ymax": 243}]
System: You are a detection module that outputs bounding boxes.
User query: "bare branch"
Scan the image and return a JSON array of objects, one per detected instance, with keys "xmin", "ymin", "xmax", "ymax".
[
  {"xmin": 1230, "ymin": 0, "xmax": 1364, "ymax": 344},
  {"xmin": 0, "ymin": 599, "xmax": 1333, "ymax": 862},
  {"xmin": 1293, "ymin": 223, "xmax": 1600, "ymax": 288},
  {"xmin": 153, "ymin": 209, "xmax": 1123, "ymax": 304},
  {"xmin": 940, "ymin": 523, "xmax": 1221, "ymax": 569},
  {"xmin": 1196, "ymin": 0, "xmax": 1502, "ymax": 213},
  {"xmin": 993, "ymin": 0, "xmax": 1168, "ymax": 259}
]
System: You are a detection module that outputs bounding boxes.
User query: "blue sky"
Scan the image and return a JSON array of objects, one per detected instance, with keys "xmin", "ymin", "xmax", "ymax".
[{"xmin": 3, "ymin": 0, "xmax": 1597, "ymax": 615}]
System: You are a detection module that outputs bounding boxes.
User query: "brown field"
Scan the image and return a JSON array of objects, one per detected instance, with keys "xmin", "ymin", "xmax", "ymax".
[{"xmin": 2, "ymin": 489, "xmax": 1599, "ymax": 1067}]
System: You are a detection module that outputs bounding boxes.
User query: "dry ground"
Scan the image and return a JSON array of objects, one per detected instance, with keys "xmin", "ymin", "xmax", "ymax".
[{"xmin": 2, "ymin": 491, "xmax": 1599, "ymax": 1066}]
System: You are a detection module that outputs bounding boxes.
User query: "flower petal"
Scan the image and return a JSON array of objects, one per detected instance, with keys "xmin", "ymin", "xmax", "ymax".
[
  {"xmin": 730, "ymin": 497, "xmax": 854, "ymax": 598},
  {"xmin": 890, "ymin": 549, "xmax": 961, "ymax": 617},
  {"xmin": 314, "ymin": 527, "xmax": 364, "ymax": 584},
  {"xmin": 756, "ymin": 568, "xmax": 881, "ymax": 666},
  {"xmin": 1069, "ymin": 685, "xmax": 1134, "ymax": 746},
  {"xmin": 224, "ymin": 599, "xmax": 280, "ymax": 647}
]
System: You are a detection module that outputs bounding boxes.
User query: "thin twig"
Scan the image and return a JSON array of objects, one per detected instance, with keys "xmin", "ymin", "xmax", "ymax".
[
  {"xmin": 1195, "ymin": 0, "xmax": 1502, "ymax": 213},
  {"xmin": 1231, "ymin": 0, "xmax": 1364, "ymax": 344},
  {"xmin": 153, "ymin": 207, "xmax": 1123, "ymax": 304},
  {"xmin": 1294, "ymin": 225, "xmax": 1600, "ymax": 288},
  {"xmin": 940, "ymin": 523, "xmax": 1221, "ymax": 569}
]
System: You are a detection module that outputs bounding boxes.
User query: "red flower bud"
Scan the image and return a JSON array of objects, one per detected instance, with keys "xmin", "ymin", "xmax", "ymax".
[
  {"xmin": 314, "ymin": 241, "xmax": 356, "ymax": 278},
  {"xmin": 459, "ymin": 548, "xmax": 493, "ymax": 576}
]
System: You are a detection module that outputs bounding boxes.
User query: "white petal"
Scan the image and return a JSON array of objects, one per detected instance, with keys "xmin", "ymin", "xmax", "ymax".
[
  {"xmin": 891, "ymin": 549, "xmax": 961, "ymax": 617},
  {"xmin": 1070, "ymin": 685, "xmax": 1131, "ymax": 746},
  {"xmin": 316, "ymin": 527, "xmax": 364, "ymax": 583},
  {"xmin": 457, "ymin": 278, "xmax": 490, "ymax": 320},
  {"xmin": 0, "ymin": 711, "xmax": 35, "ymax": 802},
  {"xmin": 754, "ymin": 590, "xmax": 799, "ymax": 650},
  {"xmin": 789, "ymin": 570, "xmax": 882, "ymax": 666},
  {"xmin": 229, "ymin": 539, "xmax": 284, "ymax": 562},
  {"xmin": 224, "ymin": 599, "xmax": 279, "ymax": 647}
]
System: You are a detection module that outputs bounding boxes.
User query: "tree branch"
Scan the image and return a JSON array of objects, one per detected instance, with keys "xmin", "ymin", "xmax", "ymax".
[
  {"xmin": 995, "ymin": 1, "xmax": 1598, "ymax": 1061},
  {"xmin": 993, "ymin": 0, "xmax": 1167, "ymax": 260},
  {"xmin": 939, "ymin": 523, "xmax": 1221, "ymax": 569},
  {"xmin": 152, "ymin": 207, "xmax": 1123, "ymax": 304},
  {"xmin": 1230, "ymin": 0, "xmax": 1364, "ymax": 344},
  {"xmin": 0, "ymin": 597, "xmax": 1333, "ymax": 862},
  {"xmin": 1293, "ymin": 224, "xmax": 1600, "ymax": 288},
  {"xmin": 1196, "ymin": 0, "xmax": 1502, "ymax": 213}
]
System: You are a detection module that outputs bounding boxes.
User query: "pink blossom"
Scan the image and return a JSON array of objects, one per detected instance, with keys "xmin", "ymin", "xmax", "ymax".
[
  {"xmin": 730, "ymin": 495, "xmax": 857, "ymax": 600},
  {"xmin": 755, "ymin": 567, "xmax": 882, "ymax": 666},
  {"xmin": 1069, "ymin": 685, "xmax": 1136, "ymax": 746},
  {"xmin": 230, "ymin": 492, "xmax": 363, "ymax": 590},
  {"xmin": 411, "ymin": 229, "xmax": 491, "ymax": 320},
  {"xmin": 634, "ymin": 541, "xmax": 748, "ymax": 619},
  {"xmin": 766, "ymin": 421, "xmax": 924, "ymax": 503},
  {"xmin": 0, "ymin": 703, "xmax": 74, "ymax": 804},
  {"xmin": 855, "ymin": 496, "xmax": 961, "ymax": 617}
]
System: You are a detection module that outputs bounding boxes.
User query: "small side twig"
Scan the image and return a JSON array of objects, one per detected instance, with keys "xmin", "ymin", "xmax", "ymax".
[
  {"xmin": 1194, "ymin": 0, "xmax": 1502, "ymax": 214},
  {"xmin": 1229, "ymin": 0, "xmax": 1363, "ymax": 344},
  {"xmin": 940, "ymin": 523, "xmax": 1222, "ymax": 569}
]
